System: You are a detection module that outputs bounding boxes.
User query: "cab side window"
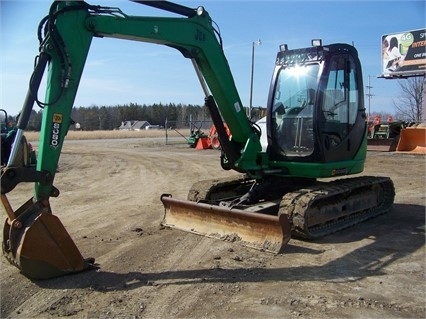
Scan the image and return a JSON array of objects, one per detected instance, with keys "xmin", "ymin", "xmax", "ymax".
[{"xmin": 321, "ymin": 55, "xmax": 358, "ymax": 148}]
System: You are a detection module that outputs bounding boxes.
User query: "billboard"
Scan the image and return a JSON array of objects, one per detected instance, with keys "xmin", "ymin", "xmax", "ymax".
[{"xmin": 381, "ymin": 28, "xmax": 426, "ymax": 77}]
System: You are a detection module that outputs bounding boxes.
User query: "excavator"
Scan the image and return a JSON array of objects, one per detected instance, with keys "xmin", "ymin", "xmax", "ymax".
[{"xmin": 1, "ymin": 1, "xmax": 395, "ymax": 279}]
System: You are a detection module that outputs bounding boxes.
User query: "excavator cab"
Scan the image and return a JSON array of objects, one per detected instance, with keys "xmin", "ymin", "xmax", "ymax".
[{"xmin": 267, "ymin": 43, "xmax": 367, "ymax": 175}]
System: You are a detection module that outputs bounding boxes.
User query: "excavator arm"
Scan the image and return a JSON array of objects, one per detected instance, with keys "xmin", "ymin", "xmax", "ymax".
[
  {"xmin": 1, "ymin": 0, "xmax": 265, "ymax": 279},
  {"xmin": 7, "ymin": 0, "xmax": 265, "ymax": 199},
  {"xmin": 32, "ymin": 0, "xmax": 262, "ymax": 199}
]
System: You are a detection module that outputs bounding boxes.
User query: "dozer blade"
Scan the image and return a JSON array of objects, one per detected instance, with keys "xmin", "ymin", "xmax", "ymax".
[
  {"xmin": 396, "ymin": 126, "xmax": 426, "ymax": 154},
  {"xmin": 2, "ymin": 198, "xmax": 95, "ymax": 280},
  {"xmin": 161, "ymin": 194, "xmax": 291, "ymax": 253}
]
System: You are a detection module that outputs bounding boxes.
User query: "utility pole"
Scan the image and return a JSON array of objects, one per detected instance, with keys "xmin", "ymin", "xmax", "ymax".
[
  {"xmin": 249, "ymin": 39, "xmax": 261, "ymax": 119},
  {"xmin": 365, "ymin": 75, "xmax": 374, "ymax": 120}
]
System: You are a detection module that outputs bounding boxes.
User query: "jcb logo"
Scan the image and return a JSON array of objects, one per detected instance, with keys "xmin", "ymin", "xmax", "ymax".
[
  {"xmin": 53, "ymin": 113, "xmax": 63, "ymax": 123},
  {"xmin": 195, "ymin": 29, "xmax": 205, "ymax": 41}
]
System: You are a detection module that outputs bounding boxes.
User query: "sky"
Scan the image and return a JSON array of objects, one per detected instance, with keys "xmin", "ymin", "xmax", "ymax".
[{"xmin": 1, "ymin": 0, "xmax": 425, "ymax": 117}]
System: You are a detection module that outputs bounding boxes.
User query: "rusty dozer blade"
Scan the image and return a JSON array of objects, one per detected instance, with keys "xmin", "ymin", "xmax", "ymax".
[
  {"xmin": 161, "ymin": 194, "xmax": 291, "ymax": 253},
  {"xmin": 2, "ymin": 196, "xmax": 95, "ymax": 280}
]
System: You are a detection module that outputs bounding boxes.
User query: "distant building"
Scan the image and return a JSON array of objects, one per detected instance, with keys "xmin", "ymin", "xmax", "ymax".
[
  {"xmin": 145, "ymin": 125, "xmax": 163, "ymax": 130},
  {"xmin": 118, "ymin": 120, "xmax": 151, "ymax": 131}
]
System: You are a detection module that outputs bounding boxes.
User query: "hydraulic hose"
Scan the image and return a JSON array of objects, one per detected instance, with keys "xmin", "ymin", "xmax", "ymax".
[
  {"xmin": 7, "ymin": 52, "xmax": 49, "ymax": 166},
  {"xmin": 204, "ymin": 95, "xmax": 239, "ymax": 168}
]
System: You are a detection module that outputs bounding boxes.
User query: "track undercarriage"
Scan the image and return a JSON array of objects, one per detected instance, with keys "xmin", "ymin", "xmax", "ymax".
[{"xmin": 162, "ymin": 175, "xmax": 395, "ymax": 252}]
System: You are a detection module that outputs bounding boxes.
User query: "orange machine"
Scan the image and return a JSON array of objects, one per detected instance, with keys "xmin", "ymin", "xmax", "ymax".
[{"xmin": 396, "ymin": 126, "xmax": 426, "ymax": 154}]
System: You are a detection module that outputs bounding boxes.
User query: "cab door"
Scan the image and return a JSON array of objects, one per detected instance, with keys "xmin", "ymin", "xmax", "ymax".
[{"xmin": 318, "ymin": 53, "xmax": 366, "ymax": 162}]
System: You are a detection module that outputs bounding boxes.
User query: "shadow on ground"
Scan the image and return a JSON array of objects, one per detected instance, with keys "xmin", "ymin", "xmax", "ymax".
[{"xmin": 35, "ymin": 203, "xmax": 424, "ymax": 290}]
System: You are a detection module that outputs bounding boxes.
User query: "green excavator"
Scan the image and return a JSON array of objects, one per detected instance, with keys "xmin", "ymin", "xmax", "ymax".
[{"xmin": 1, "ymin": 1, "xmax": 394, "ymax": 279}]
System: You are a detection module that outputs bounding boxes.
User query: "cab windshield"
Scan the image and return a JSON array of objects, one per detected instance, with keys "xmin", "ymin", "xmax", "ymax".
[{"xmin": 271, "ymin": 63, "xmax": 319, "ymax": 156}]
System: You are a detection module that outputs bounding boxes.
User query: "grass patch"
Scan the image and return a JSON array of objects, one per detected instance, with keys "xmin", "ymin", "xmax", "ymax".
[{"xmin": 24, "ymin": 129, "xmax": 190, "ymax": 142}]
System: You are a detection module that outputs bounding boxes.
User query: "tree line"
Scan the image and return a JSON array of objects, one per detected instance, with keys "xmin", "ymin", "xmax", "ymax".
[
  {"xmin": 5, "ymin": 77, "xmax": 423, "ymax": 131},
  {"xmin": 10, "ymin": 102, "xmax": 212, "ymax": 131},
  {"xmin": 8, "ymin": 102, "xmax": 267, "ymax": 131}
]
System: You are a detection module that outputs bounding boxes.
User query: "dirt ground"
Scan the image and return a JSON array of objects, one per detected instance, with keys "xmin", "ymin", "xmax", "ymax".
[{"xmin": 1, "ymin": 138, "xmax": 425, "ymax": 319}]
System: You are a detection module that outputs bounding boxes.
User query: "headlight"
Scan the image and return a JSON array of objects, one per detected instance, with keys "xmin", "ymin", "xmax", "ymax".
[{"xmin": 196, "ymin": 6, "xmax": 204, "ymax": 16}]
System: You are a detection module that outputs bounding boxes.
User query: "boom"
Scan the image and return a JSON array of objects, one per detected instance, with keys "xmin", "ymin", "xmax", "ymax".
[{"xmin": 9, "ymin": 1, "xmax": 262, "ymax": 201}]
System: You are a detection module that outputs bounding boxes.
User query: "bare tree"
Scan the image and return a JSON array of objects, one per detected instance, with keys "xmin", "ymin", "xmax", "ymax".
[{"xmin": 393, "ymin": 76, "xmax": 425, "ymax": 122}]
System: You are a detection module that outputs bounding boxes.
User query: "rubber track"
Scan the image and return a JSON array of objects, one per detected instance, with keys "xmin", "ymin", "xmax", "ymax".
[
  {"xmin": 280, "ymin": 176, "xmax": 395, "ymax": 240},
  {"xmin": 187, "ymin": 175, "xmax": 395, "ymax": 241}
]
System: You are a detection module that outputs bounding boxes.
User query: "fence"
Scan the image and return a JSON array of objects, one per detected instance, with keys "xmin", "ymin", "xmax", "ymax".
[{"xmin": 164, "ymin": 119, "xmax": 213, "ymax": 145}]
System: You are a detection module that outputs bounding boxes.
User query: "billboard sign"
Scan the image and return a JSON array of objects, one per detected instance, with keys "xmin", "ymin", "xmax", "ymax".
[{"xmin": 381, "ymin": 28, "xmax": 426, "ymax": 77}]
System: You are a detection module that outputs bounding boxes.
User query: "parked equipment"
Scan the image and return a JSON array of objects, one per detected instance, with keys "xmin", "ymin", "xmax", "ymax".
[
  {"xmin": 396, "ymin": 125, "xmax": 426, "ymax": 153},
  {"xmin": 367, "ymin": 118, "xmax": 405, "ymax": 151},
  {"xmin": 0, "ymin": 109, "xmax": 11, "ymax": 135},
  {"xmin": 188, "ymin": 123, "xmax": 231, "ymax": 150},
  {"xmin": 1, "ymin": 1, "xmax": 394, "ymax": 279},
  {"xmin": 367, "ymin": 117, "xmax": 426, "ymax": 153},
  {"xmin": 1, "ymin": 109, "xmax": 36, "ymax": 167}
]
